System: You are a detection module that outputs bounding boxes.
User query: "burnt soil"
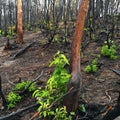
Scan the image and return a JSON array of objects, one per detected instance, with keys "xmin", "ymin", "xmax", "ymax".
[{"xmin": 0, "ymin": 31, "xmax": 120, "ymax": 120}]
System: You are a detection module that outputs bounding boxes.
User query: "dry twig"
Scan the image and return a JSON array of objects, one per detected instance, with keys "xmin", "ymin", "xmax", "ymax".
[
  {"xmin": 0, "ymin": 103, "xmax": 39, "ymax": 120},
  {"xmin": 5, "ymin": 72, "xmax": 16, "ymax": 86}
]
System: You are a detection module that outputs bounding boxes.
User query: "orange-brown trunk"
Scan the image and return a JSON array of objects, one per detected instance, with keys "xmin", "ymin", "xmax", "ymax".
[
  {"xmin": 64, "ymin": 0, "xmax": 90, "ymax": 112},
  {"xmin": 16, "ymin": 0, "xmax": 23, "ymax": 43}
]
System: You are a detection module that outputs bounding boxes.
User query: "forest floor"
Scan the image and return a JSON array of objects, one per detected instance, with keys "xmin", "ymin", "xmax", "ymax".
[{"xmin": 0, "ymin": 30, "xmax": 120, "ymax": 120}]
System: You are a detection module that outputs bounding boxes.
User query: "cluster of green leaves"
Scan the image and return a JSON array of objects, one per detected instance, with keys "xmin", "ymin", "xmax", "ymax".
[
  {"xmin": 47, "ymin": 51, "xmax": 71, "ymax": 93},
  {"xmin": 25, "ymin": 23, "xmax": 39, "ymax": 32},
  {"xmin": 42, "ymin": 20, "xmax": 54, "ymax": 31},
  {"xmin": 0, "ymin": 26, "xmax": 16, "ymax": 38},
  {"xmin": 79, "ymin": 95, "xmax": 86, "ymax": 113},
  {"xmin": 7, "ymin": 92, "xmax": 22, "ymax": 109},
  {"xmin": 6, "ymin": 26, "xmax": 16, "ymax": 39},
  {"xmin": 26, "ymin": 23, "xmax": 32, "ymax": 30},
  {"xmin": 84, "ymin": 27, "xmax": 90, "ymax": 36},
  {"xmin": 8, "ymin": 26, "xmax": 15, "ymax": 36},
  {"xmin": 7, "ymin": 81, "xmax": 36, "ymax": 109},
  {"xmin": 33, "ymin": 51, "xmax": 74, "ymax": 119},
  {"xmin": 0, "ymin": 29, "xmax": 5, "ymax": 37},
  {"xmin": 91, "ymin": 34, "xmax": 99, "ymax": 41},
  {"xmin": 48, "ymin": 22, "xmax": 54, "ymax": 31},
  {"xmin": 53, "ymin": 34, "xmax": 59, "ymax": 43},
  {"xmin": 13, "ymin": 81, "xmax": 36, "ymax": 92},
  {"xmin": 101, "ymin": 40, "xmax": 117, "ymax": 60},
  {"xmin": 85, "ymin": 58, "xmax": 98, "ymax": 73},
  {"xmin": 53, "ymin": 106, "xmax": 74, "ymax": 120}
]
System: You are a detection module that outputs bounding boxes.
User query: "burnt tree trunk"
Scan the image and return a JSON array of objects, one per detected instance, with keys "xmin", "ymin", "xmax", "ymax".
[
  {"xmin": 16, "ymin": 0, "xmax": 23, "ymax": 43},
  {"xmin": 0, "ymin": 76, "xmax": 7, "ymax": 108},
  {"xmin": 53, "ymin": 0, "xmax": 56, "ymax": 23},
  {"xmin": 64, "ymin": 0, "xmax": 89, "ymax": 112}
]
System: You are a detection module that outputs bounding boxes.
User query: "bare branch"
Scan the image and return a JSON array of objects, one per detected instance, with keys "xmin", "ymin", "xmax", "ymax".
[
  {"xmin": 5, "ymin": 72, "xmax": 16, "ymax": 86},
  {"xmin": 0, "ymin": 103, "xmax": 39, "ymax": 120},
  {"xmin": 19, "ymin": 70, "xmax": 44, "ymax": 95},
  {"xmin": 111, "ymin": 69, "xmax": 120, "ymax": 76}
]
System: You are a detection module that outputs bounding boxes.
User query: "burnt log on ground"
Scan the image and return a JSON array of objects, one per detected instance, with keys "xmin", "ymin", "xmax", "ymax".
[
  {"xmin": 11, "ymin": 42, "xmax": 35, "ymax": 59},
  {"xmin": 111, "ymin": 69, "xmax": 120, "ymax": 76}
]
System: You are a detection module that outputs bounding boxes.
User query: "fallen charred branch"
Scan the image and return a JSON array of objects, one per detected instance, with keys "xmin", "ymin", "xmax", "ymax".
[
  {"xmin": 0, "ymin": 103, "xmax": 39, "ymax": 120},
  {"xmin": 5, "ymin": 72, "xmax": 16, "ymax": 86},
  {"xmin": 111, "ymin": 69, "xmax": 120, "ymax": 76},
  {"xmin": 11, "ymin": 42, "xmax": 35, "ymax": 59}
]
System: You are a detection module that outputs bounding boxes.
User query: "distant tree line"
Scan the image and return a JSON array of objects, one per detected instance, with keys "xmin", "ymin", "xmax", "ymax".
[{"xmin": 0, "ymin": 0, "xmax": 119, "ymax": 37}]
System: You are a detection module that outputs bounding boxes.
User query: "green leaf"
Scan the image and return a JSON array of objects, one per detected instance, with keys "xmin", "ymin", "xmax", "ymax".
[
  {"xmin": 79, "ymin": 104, "xmax": 86, "ymax": 113},
  {"xmin": 92, "ymin": 65, "xmax": 98, "ymax": 72},
  {"xmin": 92, "ymin": 58, "xmax": 98, "ymax": 65},
  {"xmin": 33, "ymin": 51, "xmax": 71, "ymax": 119},
  {"xmin": 85, "ymin": 65, "xmax": 91, "ymax": 73},
  {"xmin": 32, "ymin": 89, "xmax": 40, "ymax": 97}
]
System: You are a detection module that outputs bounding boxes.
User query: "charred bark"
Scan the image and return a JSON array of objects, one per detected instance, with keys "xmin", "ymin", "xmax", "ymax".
[{"xmin": 0, "ymin": 76, "xmax": 7, "ymax": 108}]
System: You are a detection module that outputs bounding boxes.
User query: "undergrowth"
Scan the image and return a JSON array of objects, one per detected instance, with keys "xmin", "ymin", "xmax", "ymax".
[
  {"xmin": 101, "ymin": 40, "xmax": 117, "ymax": 60},
  {"xmin": 7, "ymin": 92, "xmax": 22, "ymax": 109},
  {"xmin": 13, "ymin": 81, "xmax": 36, "ymax": 92},
  {"xmin": 85, "ymin": 58, "xmax": 98, "ymax": 73},
  {"xmin": 7, "ymin": 81, "xmax": 36, "ymax": 109},
  {"xmin": 33, "ymin": 51, "xmax": 74, "ymax": 119},
  {"xmin": 7, "ymin": 51, "xmax": 75, "ymax": 119}
]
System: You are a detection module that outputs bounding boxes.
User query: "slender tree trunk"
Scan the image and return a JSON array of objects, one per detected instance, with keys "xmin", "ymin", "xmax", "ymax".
[
  {"xmin": 57, "ymin": 1, "xmax": 63, "ymax": 21},
  {"xmin": 26, "ymin": 0, "xmax": 30, "ymax": 25},
  {"xmin": 3, "ymin": 3, "xmax": 7, "ymax": 36},
  {"xmin": 85, "ymin": 1, "xmax": 91, "ymax": 27},
  {"xmin": 16, "ymin": 0, "xmax": 23, "ymax": 43},
  {"xmin": 66, "ymin": 0, "xmax": 71, "ymax": 20},
  {"xmin": 0, "ymin": 10, "xmax": 2, "ymax": 29},
  {"xmin": 95, "ymin": 0, "xmax": 100, "ymax": 18},
  {"xmin": 104, "ymin": 0, "xmax": 109, "ymax": 21},
  {"xmin": 8, "ymin": 0, "xmax": 12, "ymax": 27},
  {"xmin": 75, "ymin": 0, "xmax": 78, "ymax": 17},
  {"xmin": 100, "ymin": 0, "xmax": 103, "ymax": 17},
  {"xmin": 63, "ymin": 0, "xmax": 68, "ymax": 43},
  {"xmin": 44, "ymin": 0, "xmax": 47, "ymax": 20},
  {"xmin": 46, "ymin": 0, "xmax": 51, "ymax": 25},
  {"xmin": 0, "ymin": 1, "xmax": 2, "ymax": 29},
  {"xmin": 53, "ymin": 0, "xmax": 56, "ymax": 23},
  {"xmin": 91, "ymin": 0, "xmax": 95, "ymax": 31},
  {"xmin": 64, "ymin": 0, "xmax": 90, "ymax": 112},
  {"xmin": 15, "ymin": 0, "xmax": 17, "ymax": 33}
]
